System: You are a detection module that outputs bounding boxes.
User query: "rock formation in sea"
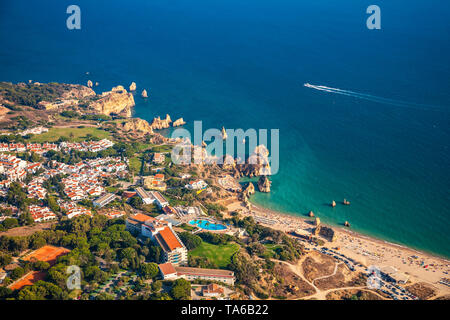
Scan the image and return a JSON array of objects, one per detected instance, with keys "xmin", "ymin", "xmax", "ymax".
[
  {"xmin": 344, "ymin": 221, "xmax": 350, "ymax": 227},
  {"xmin": 89, "ymin": 85, "xmax": 135, "ymax": 117},
  {"xmin": 172, "ymin": 117, "xmax": 186, "ymax": 127},
  {"xmin": 257, "ymin": 175, "xmax": 271, "ymax": 192},
  {"xmin": 150, "ymin": 114, "xmax": 172, "ymax": 130},
  {"xmin": 331, "ymin": 200, "xmax": 336, "ymax": 207},
  {"xmin": 87, "ymin": 80, "xmax": 93, "ymax": 88},
  {"xmin": 308, "ymin": 211, "xmax": 315, "ymax": 217},
  {"xmin": 129, "ymin": 82, "xmax": 137, "ymax": 91},
  {"xmin": 221, "ymin": 126, "xmax": 227, "ymax": 140},
  {"xmin": 141, "ymin": 89, "xmax": 148, "ymax": 98},
  {"xmin": 343, "ymin": 199, "xmax": 350, "ymax": 205}
]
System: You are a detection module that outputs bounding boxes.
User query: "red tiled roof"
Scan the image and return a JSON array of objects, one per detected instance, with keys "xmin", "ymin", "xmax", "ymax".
[
  {"xmin": 129, "ymin": 213, "xmax": 155, "ymax": 223},
  {"xmin": 159, "ymin": 262, "xmax": 177, "ymax": 275},
  {"xmin": 157, "ymin": 227, "xmax": 183, "ymax": 251}
]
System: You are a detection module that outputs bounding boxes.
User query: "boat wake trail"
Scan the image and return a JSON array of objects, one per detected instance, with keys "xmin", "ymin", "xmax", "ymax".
[{"xmin": 303, "ymin": 83, "xmax": 443, "ymax": 111}]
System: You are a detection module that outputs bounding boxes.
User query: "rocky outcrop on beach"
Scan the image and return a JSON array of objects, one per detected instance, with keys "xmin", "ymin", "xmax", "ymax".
[
  {"xmin": 89, "ymin": 85, "xmax": 135, "ymax": 117},
  {"xmin": 243, "ymin": 182, "xmax": 255, "ymax": 197},
  {"xmin": 257, "ymin": 175, "xmax": 271, "ymax": 193},
  {"xmin": 172, "ymin": 117, "xmax": 186, "ymax": 127},
  {"xmin": 129, "ymin": 82, "xmax": 136, "ymax": 91},
  {"xmin": 119, "ymin": 118, "xmax": 154, "ymax": 135},
  {"xmin": 318, "ymin": 226, "xmax": 336, "ymax": 242},
  {"xmin": 236, "ymin": 145, "xmax": 272, "ymax": 177},
  {"xmin": 150, "ymin": 114, "xmax": 172, "ymax": 130},
  {"xmin": 314, "ymin": 217, "xmax": 321, "ymax": 227}
]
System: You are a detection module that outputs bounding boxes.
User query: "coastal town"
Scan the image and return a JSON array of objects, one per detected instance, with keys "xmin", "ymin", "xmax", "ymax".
[{"xmin": 0, "ymin": 80, "xmax": 449, "ymax": 301}]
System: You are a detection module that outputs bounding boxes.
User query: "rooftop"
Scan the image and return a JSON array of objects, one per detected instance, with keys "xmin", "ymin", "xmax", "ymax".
[{"xmin": 159, "ymin": 262, "xmax": 177, "ymax": 276}]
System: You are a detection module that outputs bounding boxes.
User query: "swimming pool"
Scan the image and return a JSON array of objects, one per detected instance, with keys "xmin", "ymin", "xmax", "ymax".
[{"xmin": 188, "ymin": 219, "xmax": 227, "ymax": 231}]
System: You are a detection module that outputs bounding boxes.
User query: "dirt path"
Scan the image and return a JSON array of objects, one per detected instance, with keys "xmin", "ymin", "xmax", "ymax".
[
  {"xmin": 312, "ymin": 262, "xmax": 342, "ymax": 283},
  {"xmin": 277, "ymin": 259, "xmax": 387, "ymax": 300}
]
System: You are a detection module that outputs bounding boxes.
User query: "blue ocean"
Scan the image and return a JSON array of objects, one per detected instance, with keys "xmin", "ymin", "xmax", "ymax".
[{"xmin": 1, "ymin": 0, "xmax": 449, "ymax": 257}]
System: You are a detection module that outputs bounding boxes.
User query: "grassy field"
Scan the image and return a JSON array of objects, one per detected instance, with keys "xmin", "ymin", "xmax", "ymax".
[
  {"xmin": 29, "ymin": 127, "xmax": 111, "ymax": 143},
  {"xmin": 128, "ymin": 156, "xmax": 143, "ymax": 174},
  {"xmin": 189, "ymin": 242, "xmax": 240, "ymax": 268},
  {"xmin": 263, "ymin": 243, "xmax": 283, "ymax": 258}
]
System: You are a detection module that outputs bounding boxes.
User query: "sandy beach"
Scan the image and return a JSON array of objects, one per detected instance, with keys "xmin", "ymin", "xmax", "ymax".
[{"xmin": 223, "ymin": 197, "xmax": 450, "ymax": 298}]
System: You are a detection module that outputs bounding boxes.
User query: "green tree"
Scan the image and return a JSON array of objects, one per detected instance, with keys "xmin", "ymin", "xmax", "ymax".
[
  {"xmin": 171, "ymin": 278, "xmax": 191, "ymax": 300},
  {"xmin": 139, "ymin": 262, "xmax": 159, "ymax": 279}
]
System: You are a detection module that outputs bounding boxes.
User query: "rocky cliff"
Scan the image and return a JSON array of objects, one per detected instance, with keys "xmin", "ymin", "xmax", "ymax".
[
  {"xmin": 61, "ymin": 85, "xmax": 96, "ymax": 100},
  {"xmin": 150, "ymin": 114, "xmax": 172, "ymax": 130},
  {"xmin": 89, "ymin": 85, "xmax": 135, "ymax": 117},
  {"xmin": 257, "ymin": 175, "xmax": 271, "ymax": 192},
  {"xmin": 236, "ymin": 144, "xmax": 272, "ymax": 177},
  {"xmin": 119, "ymin": 118, "xmax": 154, "ymax": 134}
]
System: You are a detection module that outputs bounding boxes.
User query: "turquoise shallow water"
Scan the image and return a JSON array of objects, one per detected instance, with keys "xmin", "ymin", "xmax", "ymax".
[{"xmin": 0, "ymin": 0, "xmax": 449, "ymax": 257}]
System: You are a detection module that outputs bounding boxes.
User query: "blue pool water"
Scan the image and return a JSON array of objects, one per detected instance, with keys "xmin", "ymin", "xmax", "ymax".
[{"xmin": 189, "ymin": 219, "xmax": 227, "ymax": 231}]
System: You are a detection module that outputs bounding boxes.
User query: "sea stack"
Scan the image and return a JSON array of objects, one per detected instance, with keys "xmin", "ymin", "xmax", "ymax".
[
  {"xmin": 308, "ymin": 211, "xmax": 315, "ymax": 218},
  {"xmin": 257, "ymin": 175, "xmax": 271, "ymax": 193},
  {"xmin": 343, "ymin": 199, "xmax": 350, "ymax": 205},
  {"xmin": 173, "ymin": 118, "xmax": 186, "ymax": 127},
  {"xmin": 141, "ymin": 89, "xmax": 148, "ymax": 98},
  {"xmin": 201, "ymin": 141, "xmax": 207, "ymax": 148},
  {"xmin": 221, "ymin": 126, "xmax": 227, "ymax": 140},
  {"xmin": 331, "ymin": 200, "xmax": 336, "ymax": 207},
  {"xmin": 129, "ymin": 82, "xmax": 137, "ymax": 91},
  {"xmin": 87, "ymin": 80, "xmax": 93, "ymax": 88},
  {"xmin": 344, "ymin": 221, "xmax": 350, "ymax": 227}
]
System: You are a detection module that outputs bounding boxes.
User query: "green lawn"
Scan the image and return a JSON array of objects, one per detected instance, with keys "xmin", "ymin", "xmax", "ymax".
[
  {"xmin": 189, "ymin": 242, "xmax": 240, "ymax": 268},
  {"xmin": 29, "ymin": 127, "xmax": 111, "ymax": 143},
  {"xmin": 129, "ymin": 156, "xmax": 143, "ymax": 174}
]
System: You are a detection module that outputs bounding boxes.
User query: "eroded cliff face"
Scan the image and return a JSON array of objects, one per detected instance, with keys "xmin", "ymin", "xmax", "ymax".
[
  {"xmin": 120, "ymin": 118, "xmax": 154, "ymax": 134},
  {"xmin": 235, "ymin": 144, "xmax": 272, "ymax": 177},
  {"xmin": 89, "ymin": 85, "xmax": 135, "ymax": 117},
  {"xmin": 257, "ymin": 175, "xmax": 271, "ymax": 192},
  {"xmin": 61, "ymin": 85, "xmax": 96, "ymax": 100},
  {"xmin": 150, "ymin": 114, "xmax": 172, "ymax": 129}
]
